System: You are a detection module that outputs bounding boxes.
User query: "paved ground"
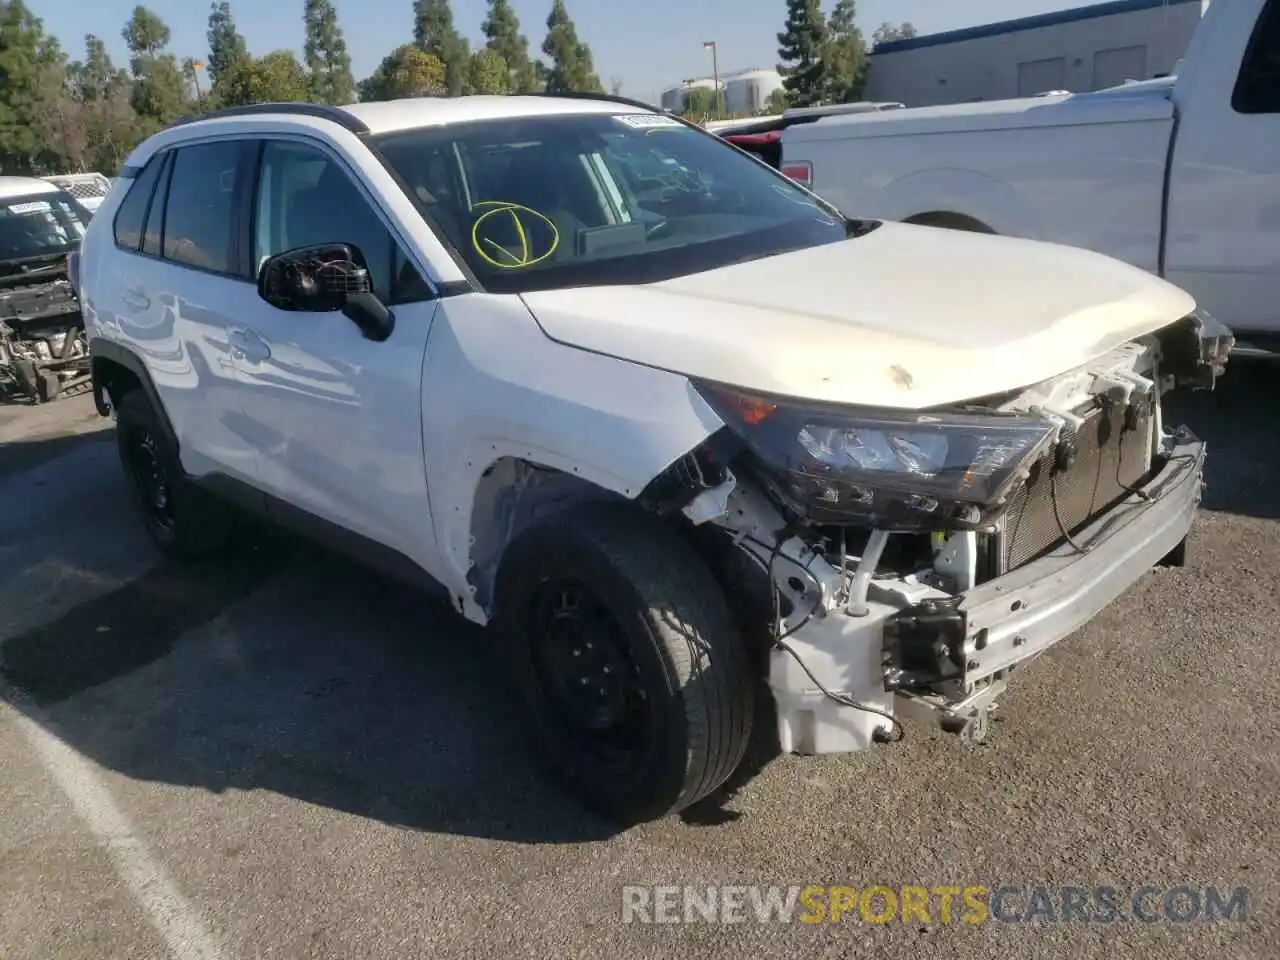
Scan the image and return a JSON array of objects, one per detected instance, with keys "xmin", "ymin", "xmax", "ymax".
[{"xmin": 0, "ymin": 371, "xmax": 1276, "ymax": 960}]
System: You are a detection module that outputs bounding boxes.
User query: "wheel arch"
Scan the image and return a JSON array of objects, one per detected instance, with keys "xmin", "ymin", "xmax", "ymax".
[
  {"xmin": 89, "ymin": 339, "xmax": 178, "ymax": 453},
  {"xmin": 903, "ymin": 211, "xmax": 997, "ymax": 234}
]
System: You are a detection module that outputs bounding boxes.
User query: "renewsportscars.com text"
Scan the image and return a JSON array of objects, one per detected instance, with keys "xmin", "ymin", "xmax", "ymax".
[{"xmin": 620, "ymin": 884, "xmax": 1250, "ymax": 925}]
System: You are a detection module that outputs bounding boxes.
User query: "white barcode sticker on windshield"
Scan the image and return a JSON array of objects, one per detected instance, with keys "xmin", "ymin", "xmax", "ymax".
[
  {"xmin": 614, "ymin": 113, "xmax": 682, "ymax": 130},
  {"xmin": 6, "ymin": 201, "xmax": 52, "ymax": 214}
]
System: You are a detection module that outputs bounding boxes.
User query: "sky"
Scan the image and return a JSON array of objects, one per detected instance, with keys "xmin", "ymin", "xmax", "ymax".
[{"xmin": 33, "ymin": 0, "xmax": 1092, "ymax": 103}]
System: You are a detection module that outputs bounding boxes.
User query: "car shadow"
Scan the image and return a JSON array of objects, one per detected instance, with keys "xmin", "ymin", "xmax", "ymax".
[{"xmin": 0, "ymin": 518, "xmax": 637, "ymax": 844}]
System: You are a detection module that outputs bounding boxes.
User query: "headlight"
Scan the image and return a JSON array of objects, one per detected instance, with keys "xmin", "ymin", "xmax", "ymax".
[{"xmin": 697, "ymin": 384, "xmax": 1057, "ymax": 528}]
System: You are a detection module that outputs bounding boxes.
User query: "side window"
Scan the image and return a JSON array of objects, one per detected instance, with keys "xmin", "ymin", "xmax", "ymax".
[
  {"xmin": 162, "ymin": 141, "xmax": 243, "ymax": 275},
  {"xmin": 253, "ymin": 140, "xmax": 426, "ymax": 304},
  {"xmin": 142, "ymin": 153, "xmax": 174, "ymax": 257},
  {"xmin": 112, "ymin": 154, "xmax": 165, "ymax": 251},
  {"xmin": 1234, "ymin": 0, "xmax": 1280, "ymax": 114}
]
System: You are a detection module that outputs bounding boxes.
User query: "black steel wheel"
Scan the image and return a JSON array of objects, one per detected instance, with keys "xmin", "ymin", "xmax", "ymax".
[
  {"xmin": 114, "ymin": 389, "xmax": 231, "ymax": 557},
  {"xmin": 495, "ymin": 503, "xmax": 754, "ymax": 824},
  {"xmin": 527, "ymin": 577, "xmax": 651, "ymax": 759}
]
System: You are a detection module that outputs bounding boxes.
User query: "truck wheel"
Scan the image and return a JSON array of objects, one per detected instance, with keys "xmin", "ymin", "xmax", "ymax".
[
  {"xmin": 114, "ymin": 389, "xmax": 231, "ymax": 558},
  {"xmin": 494, "ymin": 504, "xmax": 755, "ymax": 825}
]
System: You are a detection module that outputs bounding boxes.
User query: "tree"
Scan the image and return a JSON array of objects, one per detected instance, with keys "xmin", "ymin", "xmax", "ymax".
[
  {"xmin": 541, "ymin": 0, "xmax": 601, "ymax": 94},
  {"xmin": 33, "ymin": 44, "xmax": 94, "ymax": 172},
  {"xmin": 205, "ymin": 1, "xmax": 247, "ymax": 89},
  {"xmin": 0, "ymin": 0, "xmax": 54, "ymax": 172},
  {"xmin": 68, "ymin": 35, "xmax": 140, "ymax": 172},
  {"xmin": 764, "ymin": 87, "xmax": 789, "ymax": 114},
  {"xmin": 304, "ymin": 0, "xmax": 355, "ymax": 104},
  {"xmin": 216, "ymin": 50, "xmax": 309, "ymax": 106},
  {"xmin": 481, "ymin": 0, "xmax": 536, "ymax": 93},
  {"xmin": 872, "ymin": 21, "xmax": 918, "ymax": 47},
  {"xmin": 358, "ymin": 44, "xmax": 446, "ymax": 101},
  {"xmin": 413, "ymin": 0, "xmax": 467, "ymax": 96},
  {"xmin": 609, "ymin": 75, "xmax": 623, "ymax": 96},
  {"xmin": 777, "ymin": 0, "xmax": 827, "ymax": 107},
  {"xmin": 122, "ymin": 5, "xmax": 168, "ymax": 62},
  {"xmin": 824, "ymin": 0, "xmax": 867, "ymax": 103},
  {"xmin": 679, "ymin": 86, "xmax": 717, "ymax": 120},
  {"xmin": 122, "ymin": 6, "xmax": 188, "ymax": 130},
  {"xmin": 467, "ymin": 47, "xmax": 508, "ymax": 95}
]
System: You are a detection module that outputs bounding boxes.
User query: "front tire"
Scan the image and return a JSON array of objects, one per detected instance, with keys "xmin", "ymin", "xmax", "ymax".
[
  {"xmin": 495, "ymin": 504, "xmax": 755, "ymax": 825},
  {"xmin": 114, "ymin": 389, "xmax": 231, "ymax": 558}
]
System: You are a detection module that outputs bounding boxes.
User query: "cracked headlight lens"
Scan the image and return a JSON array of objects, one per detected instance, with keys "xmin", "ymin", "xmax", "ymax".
[{"xmin": 698, "ymin": 384, "xmax": 1057, "ymax": 528}]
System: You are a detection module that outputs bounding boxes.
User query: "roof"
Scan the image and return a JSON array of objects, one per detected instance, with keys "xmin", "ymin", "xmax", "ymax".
[
  {"xmin": 874, "ymin": 0, "xmax": 1200, "ymax": 54},
  {"xmin": 0, "ymin": 176, "xmax": 59, "ymax": 201},
  {"xmin": 175, "ymin": 95, "xmax": 655, "ymax": 139}
]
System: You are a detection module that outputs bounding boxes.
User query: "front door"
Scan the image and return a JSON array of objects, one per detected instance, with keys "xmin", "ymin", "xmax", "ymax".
[{"xmin": 232, "ymin": 137, "xmax": 441, "ymax": 569}]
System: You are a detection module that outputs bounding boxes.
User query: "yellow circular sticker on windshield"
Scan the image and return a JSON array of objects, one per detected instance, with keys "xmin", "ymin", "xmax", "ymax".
[{"xmin": 470, "ymin": 201, "xmax": 560, "ymax": 269}]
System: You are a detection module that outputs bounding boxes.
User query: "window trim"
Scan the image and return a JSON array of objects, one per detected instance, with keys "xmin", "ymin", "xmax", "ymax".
[
  {"xmin": 1232, "ymin": 0, "xmax": 1279, "ymax": 115},
  {"xmin": 244, "ymin": 133, "xmax": 442, "ymax": 306},
  {"xmin": 141, "ymin": 151, "xmax": 175, "ymax": 257}
]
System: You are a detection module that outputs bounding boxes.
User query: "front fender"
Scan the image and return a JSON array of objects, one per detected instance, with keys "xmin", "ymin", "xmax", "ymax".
[{"xmin": 420, "ymin": 294, "xmax": 724, "ymax": 622}]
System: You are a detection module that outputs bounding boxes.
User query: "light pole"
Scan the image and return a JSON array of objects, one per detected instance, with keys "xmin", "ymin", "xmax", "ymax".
[
  {"xmin": 702, "ymin": 40, "xmax": 723, "ymax": 118},
  {"xmin": 190, "ymin": 59, "xmax": 206, "ymax": 101}
]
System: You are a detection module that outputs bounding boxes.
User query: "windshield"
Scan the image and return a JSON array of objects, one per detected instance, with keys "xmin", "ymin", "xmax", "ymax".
[
  {"xmin": 0, "ymin": 191, "xmax": 88, "ymax": 262},
  {"xmin": 371, "ymin": 112, "xmax": 859, "ymax": 293}
]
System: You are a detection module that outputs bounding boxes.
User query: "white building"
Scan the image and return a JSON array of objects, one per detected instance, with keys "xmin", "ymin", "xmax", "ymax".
[
  {"xmin": 659, "ymin": 68, "xmax": 784, "ymax": 115},
  {"xmin": 865, "ymin": 0, "xmax": 1207, "ymax": 107}
]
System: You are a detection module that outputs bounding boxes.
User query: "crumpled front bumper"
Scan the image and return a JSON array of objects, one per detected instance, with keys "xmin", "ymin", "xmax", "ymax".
[
  {"xmin": 770, "ymin": 431, "xmax": 1206, "ymax": 754},
  {"xmin": 952, "ymin": 431, "xmax": 1203, "ymax": 683},
  {"xmin": 886, "ymin": 430, "xmax": 1205, "ymax": 708}
]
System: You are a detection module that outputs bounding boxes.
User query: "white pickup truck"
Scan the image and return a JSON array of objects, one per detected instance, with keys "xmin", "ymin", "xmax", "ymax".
[{"xmin": 782, "ymin": 0, "xmax": 1280, "ymax": 354}]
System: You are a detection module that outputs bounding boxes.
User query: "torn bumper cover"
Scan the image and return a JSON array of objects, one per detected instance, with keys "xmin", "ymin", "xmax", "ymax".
[{"xmin": 886, "ymin": 430, "xmax": 1205, "ymax": 695}]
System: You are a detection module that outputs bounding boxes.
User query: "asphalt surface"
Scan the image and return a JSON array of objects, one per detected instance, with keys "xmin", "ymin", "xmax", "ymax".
[{"xmin": 0, "ymin": 370, "xmax": 1277, "ymax": 959}]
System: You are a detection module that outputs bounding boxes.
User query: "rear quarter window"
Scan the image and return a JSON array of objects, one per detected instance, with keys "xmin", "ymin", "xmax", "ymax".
[{"xmin": 112, "ymin": 155, "xmax": 165, "ymax": 251}]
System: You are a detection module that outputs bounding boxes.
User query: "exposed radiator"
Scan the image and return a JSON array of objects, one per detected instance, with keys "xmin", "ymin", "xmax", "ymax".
[{"xmin": 999, "ymin": 398, "xmax": 1154, "ymax": 570}]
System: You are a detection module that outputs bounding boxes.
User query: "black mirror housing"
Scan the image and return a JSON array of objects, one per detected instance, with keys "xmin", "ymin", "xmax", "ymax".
[{"xmin": 257, "ymin": 243, "xmax": 373, "ymax": 312}]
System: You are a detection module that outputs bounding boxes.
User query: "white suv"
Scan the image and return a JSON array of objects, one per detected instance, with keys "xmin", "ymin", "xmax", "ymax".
[{"xmin": 77, "ymin": 94, "xmax": 1231, "ymax": 824}]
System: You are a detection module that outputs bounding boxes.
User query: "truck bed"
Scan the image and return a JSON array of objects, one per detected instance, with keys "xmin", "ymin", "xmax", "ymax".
[{"xmin": 782, "ymin": 80, "xmax": 1179, "ymax": 273}]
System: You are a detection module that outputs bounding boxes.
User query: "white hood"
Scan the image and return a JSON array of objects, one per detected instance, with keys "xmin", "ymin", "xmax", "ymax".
[{"xmin": 519, "ymin": 222, "xmax": 1195, "ymax": 410}]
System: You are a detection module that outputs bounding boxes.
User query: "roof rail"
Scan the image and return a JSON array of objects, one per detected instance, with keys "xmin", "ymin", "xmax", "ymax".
[
  {"xmin": 170, "ymin": 101, "xmax": 370, "ymax": 135},
  {"xmin": 528, "ymin": 91, "xmax": 664, "ymax": 113}
]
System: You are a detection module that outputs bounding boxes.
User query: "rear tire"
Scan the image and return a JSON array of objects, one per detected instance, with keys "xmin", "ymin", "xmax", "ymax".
[
  {"xmin": 494, "ymin": 503, "xmax": 755, "ymax": 825},
  {"xmin": 114, "ymin": 389, "xmax": 231, "ymax": 558}
]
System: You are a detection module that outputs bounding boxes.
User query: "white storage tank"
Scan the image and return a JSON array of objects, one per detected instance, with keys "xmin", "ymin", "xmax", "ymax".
[
  {"xmin": 723, "ymin": 69, "xmax": 785, "ymax": 115},
  {"xmin": 660, "ymin": 77, "xmax": 719, "ymax": 113}
]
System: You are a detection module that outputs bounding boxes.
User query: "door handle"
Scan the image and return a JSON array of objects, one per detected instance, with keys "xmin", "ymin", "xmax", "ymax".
[{"xmin": 228, "ymin": 327, "xmax": 272, "ymax": 364}]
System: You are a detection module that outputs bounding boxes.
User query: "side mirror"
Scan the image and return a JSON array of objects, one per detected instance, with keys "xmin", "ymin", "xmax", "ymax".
[{"xmin": 256, "ymin": 243, "xmax": 395, "ymax": 342}]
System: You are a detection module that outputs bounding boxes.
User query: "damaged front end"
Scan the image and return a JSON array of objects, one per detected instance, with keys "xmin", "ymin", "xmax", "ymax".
[
  {"xmin": 0, "ymin": 259, "xmax": 89, "ymax": 404},
  {"xmin": 658, "ymin": 318, "xmax": 1219, "ymax": 751}
]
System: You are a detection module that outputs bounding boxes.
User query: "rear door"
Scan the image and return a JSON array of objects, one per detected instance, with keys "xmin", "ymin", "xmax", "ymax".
[
  {"xmin": 108, "ymin": 139, "xmax": 262, "ymax": 483},
  {"xmin": 1164, "ymin": 0, "xmax": 1280, "ymax": 335},
  {"xmin": 231, "ymin": 136, "xmax": 441, "ymax": 567}
]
